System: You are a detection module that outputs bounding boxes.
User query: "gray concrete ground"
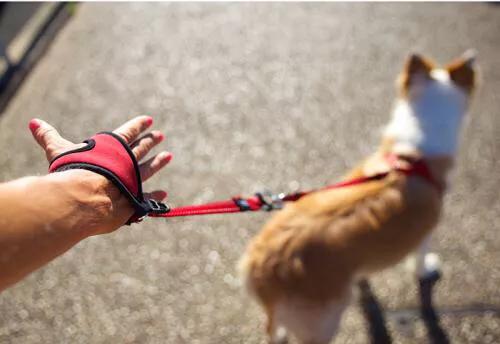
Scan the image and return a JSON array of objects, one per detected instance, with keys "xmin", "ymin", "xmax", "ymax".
[{"xmin": 0, "ymin": 3, "xmax": 499, "ymax": 343}]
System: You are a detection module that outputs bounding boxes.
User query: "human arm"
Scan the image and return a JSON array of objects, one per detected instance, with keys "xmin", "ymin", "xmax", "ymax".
[{"xmin": 0, "ymin": 116, "xmax": 171, "ymax": 291}]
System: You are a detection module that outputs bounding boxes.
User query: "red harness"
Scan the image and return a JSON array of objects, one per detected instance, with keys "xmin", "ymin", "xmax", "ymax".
[{"xmin": 150, "ymin": 154, "xmax": 442, "ymax": 219}]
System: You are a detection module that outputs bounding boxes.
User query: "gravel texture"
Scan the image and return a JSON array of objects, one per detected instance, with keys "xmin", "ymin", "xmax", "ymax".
[{"xmin": 0, "ymin": 3, "xmax": 499, "ymax": 343}]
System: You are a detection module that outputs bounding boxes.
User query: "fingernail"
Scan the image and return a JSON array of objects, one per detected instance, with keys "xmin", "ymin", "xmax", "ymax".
[
  {"xmin": 159, "ymin": 191, "xmax": 168, "ymax": 199},
  {"xmin": 162, "ymin": 152, "xmax": 173, "ymax": 163},
  {"xmin": 157, "ymin": 132, "xmax": 165, "ymax": 141},
  {"xmin": 29, "ymin": 119, "xmax": 40, "ymax": 132},
  {"xmin": 145, "ymin": 116, "xmax": 153, "ymax": 126}
]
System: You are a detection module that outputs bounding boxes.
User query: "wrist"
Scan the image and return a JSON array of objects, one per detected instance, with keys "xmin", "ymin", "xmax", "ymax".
[
  {"xmin": 47, "ymin": 169, "xmax": 133, "ymax": 236},
  {"xmin": 71, "ymin": 169, "xmax": 123, "ymax": 199},
  {"xmin": 49, "ymin": 169, "xmax": 118, "ymax": 200}
]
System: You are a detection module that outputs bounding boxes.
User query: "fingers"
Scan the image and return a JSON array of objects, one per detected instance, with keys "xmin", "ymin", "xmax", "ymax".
[
  {"xmin": 131, "ymin": 130, "xmax": 164, "ymax": 161},
  {"xmin": 116, "ymin": 118, "xmax": 170, "ymax": 181},
  {"xmin": 28, "ymin": 119, "xmax": 73, "ymax": 159},
  {"xmin": 113, "ymin": 116, "xmax": 153, "ymax": 144},
  {"xmin": 143, "ymin": 190, "xmax": 168, "ymax": 201},
  {"xmin": 29, "ymin": 116, "xmax": 172, "ymax": 181},
  {"xmin": 139, "ymin": 151, "xmax": 173, "ymax": 182}
]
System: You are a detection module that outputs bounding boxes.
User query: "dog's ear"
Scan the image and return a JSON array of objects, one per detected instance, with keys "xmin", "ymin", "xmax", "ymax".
[
  {"xmin": 399, "ymin": 53, "xmax": 434, "ymax": 94},
  {"xmin": 446, "ymin": 50, "xmax": 477, "ymax": 94}
]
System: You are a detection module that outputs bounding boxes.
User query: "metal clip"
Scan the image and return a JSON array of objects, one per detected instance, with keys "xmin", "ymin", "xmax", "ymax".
[
  {"xmin": 147, "ymin": 199, "xmax": 170, "ymax": 214},
  {"xmin": 256, "ymin": 190, "xmax": 285, "ymax": 211}
]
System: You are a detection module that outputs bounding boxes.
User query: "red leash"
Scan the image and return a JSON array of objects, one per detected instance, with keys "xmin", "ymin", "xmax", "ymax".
[{"xmin": 150, "ymin": 155, "xmax": 441, "ymax": 219}]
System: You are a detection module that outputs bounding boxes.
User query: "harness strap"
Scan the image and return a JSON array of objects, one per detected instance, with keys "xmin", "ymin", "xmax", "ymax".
[{"xmin": 384, "ymin": 153, "xmax": 443, "ymax": 192}]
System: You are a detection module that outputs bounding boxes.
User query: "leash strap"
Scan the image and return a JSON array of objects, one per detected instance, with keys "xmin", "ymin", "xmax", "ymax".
[
  {"xmin": 48, "ymin": 132, "xmax": 170, "ymax": 224},
  {"xmin": 151, "ymin": 154, "xmax": 441, "ymax": 219},
  {"xmin": 151, "ymin": 172, "xmax": 392, "ymax": 218},
  {"xmin": 150, "ymin": 196, "xmax": 263, "ymax": 218}
]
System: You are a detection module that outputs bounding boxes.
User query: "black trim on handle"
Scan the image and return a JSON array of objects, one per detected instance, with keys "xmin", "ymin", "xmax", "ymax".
[{"xmin": 49, "ymin": 139, "xmax": 96, "ymax": 165}]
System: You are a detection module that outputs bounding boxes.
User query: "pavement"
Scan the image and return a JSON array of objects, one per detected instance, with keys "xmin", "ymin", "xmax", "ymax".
[{"xmin": 0, "ymin": 3, "xmax": 499, "ymax": 343}]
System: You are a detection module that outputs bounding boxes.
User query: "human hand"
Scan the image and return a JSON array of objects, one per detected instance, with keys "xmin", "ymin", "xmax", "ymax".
[{"xmin": 29, "ymin": 116, "xmax": 172, "ymax": 206}]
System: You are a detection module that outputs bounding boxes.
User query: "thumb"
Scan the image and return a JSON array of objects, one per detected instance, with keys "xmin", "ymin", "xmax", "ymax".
[{"xmin": 29, "ymin": 119, "xmax": 71, "ymax": 159}]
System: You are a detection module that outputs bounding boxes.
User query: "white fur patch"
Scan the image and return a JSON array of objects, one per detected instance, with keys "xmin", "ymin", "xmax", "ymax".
[
  {"xmin": 272, "ymin": 327, "xmax": 288, "ymax": 344},
  {"xmin": 384, "ymin": 72, "xmax": 468, "ymax": 157},
  {"xmin": 430, "ymin": 69, "xmax": 450, "ymax": 82},
  {"xmin": 384, "ymin": 100, "xmax": 423, "ymax": 153},
  {"xmin": 274, "ymin": 297, "xmax": 349, "ymax": 344},
  {"xmin": 423, "ymin": 252, "xmax": 441, "ymax": 274},
  {"xmin": 406, "ymin": 251, "xmax": 441, "ymax": 277}
]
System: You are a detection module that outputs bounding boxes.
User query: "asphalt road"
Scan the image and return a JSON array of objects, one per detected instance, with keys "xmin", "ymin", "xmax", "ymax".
[{"xmin": 0, "ymin": 3, "xmax": 499, "ymax": 343}]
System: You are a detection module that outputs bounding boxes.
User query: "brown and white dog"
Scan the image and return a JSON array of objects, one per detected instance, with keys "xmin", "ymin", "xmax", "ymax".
[{"xmin": 239, "ymin": 51, "xmax": 477, "ymax": 344}]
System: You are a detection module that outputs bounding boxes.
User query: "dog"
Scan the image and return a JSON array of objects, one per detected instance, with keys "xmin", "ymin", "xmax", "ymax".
[{"xmin": 239, "ymin": 51, "xmax": 477, "ymax": 344}]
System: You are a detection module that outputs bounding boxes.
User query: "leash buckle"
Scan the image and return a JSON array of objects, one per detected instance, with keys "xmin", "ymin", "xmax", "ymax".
[
  {"xmin": 256, "ymin": 190, "xmax": 285, "ymax": 211},
  {"xmin": 147, "ymin": 199, "xmax": 170, "ymax": 214}
]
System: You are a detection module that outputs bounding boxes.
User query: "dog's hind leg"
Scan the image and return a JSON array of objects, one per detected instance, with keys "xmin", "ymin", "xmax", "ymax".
[
  {"xmin": 358, "ymin": 279, "xmax": 392, "ymax": 344},
  {"xmin": 413, "ymin": 236, "xmax": 450, "ymax": 343},
  {"xmin": 275, "ymin": 296, "xmax": 349, "ymax": 344},
  {"xmin": 413, "ymin": 235, "xmax": 441, "ymax": 282},
  {"xmin": 265, "ymin": 303, "xmax": 288, "ymax": 344}
]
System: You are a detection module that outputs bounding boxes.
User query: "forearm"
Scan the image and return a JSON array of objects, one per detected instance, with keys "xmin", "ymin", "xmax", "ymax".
[{"xmin": 0, "ymin": 170, "xmax": 132, "ymax": 291}]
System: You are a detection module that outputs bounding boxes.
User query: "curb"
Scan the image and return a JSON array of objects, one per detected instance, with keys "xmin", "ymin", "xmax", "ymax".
[{"xmin": 0, "ymin": 3, "xmax": 73, "ymax": 113}]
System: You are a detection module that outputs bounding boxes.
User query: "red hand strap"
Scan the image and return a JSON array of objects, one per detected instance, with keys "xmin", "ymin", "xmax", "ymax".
[{"xmin": 49, "ymin": 132, "xmax": 169, "ymax": 223}]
